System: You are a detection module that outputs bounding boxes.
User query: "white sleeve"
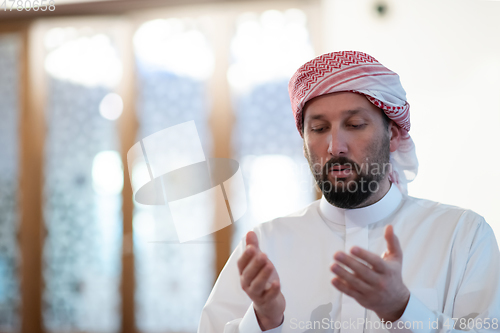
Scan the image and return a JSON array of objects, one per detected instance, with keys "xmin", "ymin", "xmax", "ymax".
[
  {"xmin": 388, "ymin": 218, "xmax": 500, "ymax": 333},
  {"xmin": 197, "ymin": 238, "xmax": 285, "ymax": 333}
]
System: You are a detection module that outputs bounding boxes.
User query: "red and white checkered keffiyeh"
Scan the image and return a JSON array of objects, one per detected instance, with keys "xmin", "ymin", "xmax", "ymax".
[{"xmin": 288, "ymin": 51, "xmax": 418, "ymax": 194}]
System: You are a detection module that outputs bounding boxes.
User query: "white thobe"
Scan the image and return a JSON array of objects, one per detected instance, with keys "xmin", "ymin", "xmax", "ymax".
[{"xmin": 198, "ymin": 184, "xmax": 500, "ymax": 332}]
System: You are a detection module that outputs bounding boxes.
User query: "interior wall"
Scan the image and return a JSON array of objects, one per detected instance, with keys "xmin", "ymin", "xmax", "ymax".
[{"xmin": 321, "ymin": 0, "xmax": 500, "ymax": 238}]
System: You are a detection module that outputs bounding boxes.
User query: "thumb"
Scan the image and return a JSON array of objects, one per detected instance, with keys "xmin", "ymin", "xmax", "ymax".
[
  {"xmin": 246, "ymin": 231, "xmax": 260, "ymax": 251},
  {"xmin": 384, "ymin": 225, "xmax": 402, "ymax": 260}
]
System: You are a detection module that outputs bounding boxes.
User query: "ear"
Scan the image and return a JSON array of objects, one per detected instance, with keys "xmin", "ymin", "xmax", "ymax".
[{"xmin": 389, "ymin": 121, "xmax": 401, "ymax": 153}]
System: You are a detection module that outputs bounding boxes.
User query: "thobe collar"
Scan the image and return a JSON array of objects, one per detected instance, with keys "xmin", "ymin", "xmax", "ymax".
[{"xmin": 319, "ymin": 182, "xmax": 403, "ymax": 227}]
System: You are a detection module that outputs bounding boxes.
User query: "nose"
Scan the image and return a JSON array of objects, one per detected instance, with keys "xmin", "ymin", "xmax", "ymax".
[{"xmin": 327, "ymin": 130, "xmax": 348, "ymax": 156}]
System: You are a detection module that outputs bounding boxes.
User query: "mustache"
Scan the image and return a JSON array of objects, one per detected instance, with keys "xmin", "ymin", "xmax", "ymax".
[{"xmin": 323, "ymin": 157, "xmax": 359, "ymax": 174}]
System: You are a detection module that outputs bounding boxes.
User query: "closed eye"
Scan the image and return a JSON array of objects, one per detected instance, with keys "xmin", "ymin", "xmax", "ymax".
[
  {"xmin": 311, "ymin": 127, "xmax": 326, "ymax": 133},
  {"xmin": 349, "ymin": 124, "xmax": 366, "ymax": 129}
]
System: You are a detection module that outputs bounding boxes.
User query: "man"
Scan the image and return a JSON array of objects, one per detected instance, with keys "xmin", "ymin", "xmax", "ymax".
[{"xmin": 198, "ymin": 51, "xmax": 500, "ymax": 332}]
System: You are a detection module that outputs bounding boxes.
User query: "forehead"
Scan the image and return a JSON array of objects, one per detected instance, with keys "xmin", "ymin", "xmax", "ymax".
[
  {"xmin": 307, "ymin": 109, "xmax": 367, "ymax": 121},
  {"xmin": 303, "ymin": 92, "xmax": 378, "ymax": 121}
]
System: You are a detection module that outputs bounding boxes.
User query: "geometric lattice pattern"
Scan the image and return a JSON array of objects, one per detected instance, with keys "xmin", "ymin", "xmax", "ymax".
[
  {"xmin": 43, "ymin": 77, "xmax": 122, "ymax": 333},
  {"xmin": 230, "ymin": 80, "xmax": 316, "ymax": 248},
  {"xmin": 232, "ymin": 80, "xmax": 305, "ymax": 158},
  {"xmin": 133, "ymin": 54, "xmax": 215, "ymax": 332},
  {"xmin": 0, "ymin": 33, "xmax": 22, "ymax": 332}
]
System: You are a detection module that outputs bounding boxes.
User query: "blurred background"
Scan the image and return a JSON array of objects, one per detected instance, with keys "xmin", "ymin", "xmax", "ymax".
[{"xmin": 0, "ymin": 0, "xmax": 499, "ymax": 332}]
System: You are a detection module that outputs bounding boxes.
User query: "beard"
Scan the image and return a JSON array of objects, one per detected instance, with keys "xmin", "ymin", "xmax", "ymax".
[{"xmin": 304, "ymin": 133, "xmax": 391, "ymax": 209}]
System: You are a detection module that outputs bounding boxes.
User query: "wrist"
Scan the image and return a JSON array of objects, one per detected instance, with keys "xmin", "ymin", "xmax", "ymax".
[
  {"xmin": 254, "ymin": 308, "xmax": 284, "ymax": 330},
  {"xmin": 377, "ymin": 291, "xmax": 410, "ymax": 322}
]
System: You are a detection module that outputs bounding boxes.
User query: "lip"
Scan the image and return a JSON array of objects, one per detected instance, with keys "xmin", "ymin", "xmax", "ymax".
[{"xmin": 329, "ymin": 167, "xmax": 352, "ymax": 178}]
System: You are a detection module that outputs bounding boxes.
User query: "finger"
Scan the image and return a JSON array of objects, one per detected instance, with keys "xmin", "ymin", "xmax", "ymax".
[
  {"xmin": 261, "ymin": 281, "xmax": 281, "ymax": 303},
  {"xmin": 331, "ymin": 277, "xmax": 362, "ymax": 299},
  {"xmin": 349, "ymin": 247, "xmax": 386, "ymax": 273},
  {"xmin": 237, "ymin": 245, "xmax": 257, "ymax": 274},
  {"xmin": 241, "ymin": 252, "xmax": 268, "ymax": 288},
  {"xmin": 332, "ymin": 252, "xmax": 379, "ymax": 285},
  {"xmin": 248, "ymin": 262, "xmax": 274, "ymax": 296},
  {"xmin": 246, "ymin": 231, "xmax": 260, "ymax": 250},
  {"xmin": 264, "ymin": 280, "xmax": 272, "ymax": 291},
  {"xmin": 385, "ymin": 225, "xmax": 402, "ymax": 258},
  {"xmin": 331, "ymin": 263, "xmax": 371, "ymax": 294}
]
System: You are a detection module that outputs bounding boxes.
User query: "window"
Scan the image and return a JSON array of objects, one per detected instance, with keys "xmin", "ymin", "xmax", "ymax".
[
  {"xmin": 132, "ymin": 17, "xmax": 215, "ymax": 332},
  {"xmin": 228, "ymin": 9, "xmax": 317, "ymax": 248},
  {"xmin": 43, "ymin": 26, "xmax": 123, "ymax": 332},
  {"xmin": 0, "ymin": 32, "xmax": 22, "ymax": 333}
]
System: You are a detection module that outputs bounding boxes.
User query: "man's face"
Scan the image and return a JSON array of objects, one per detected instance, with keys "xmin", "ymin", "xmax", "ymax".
[{"xmin": 302, "ymin": 92, "xmax": 395, "ymax": 209}]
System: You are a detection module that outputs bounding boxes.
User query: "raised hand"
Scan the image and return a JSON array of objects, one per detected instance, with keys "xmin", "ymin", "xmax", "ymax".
[
  {"xmin": 237, "ymin": 231, "xmax": 286, "ymax": 330},
  {"xmin": 330, "ymin": 225, "xmax": 410, "ymax": 322}
]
